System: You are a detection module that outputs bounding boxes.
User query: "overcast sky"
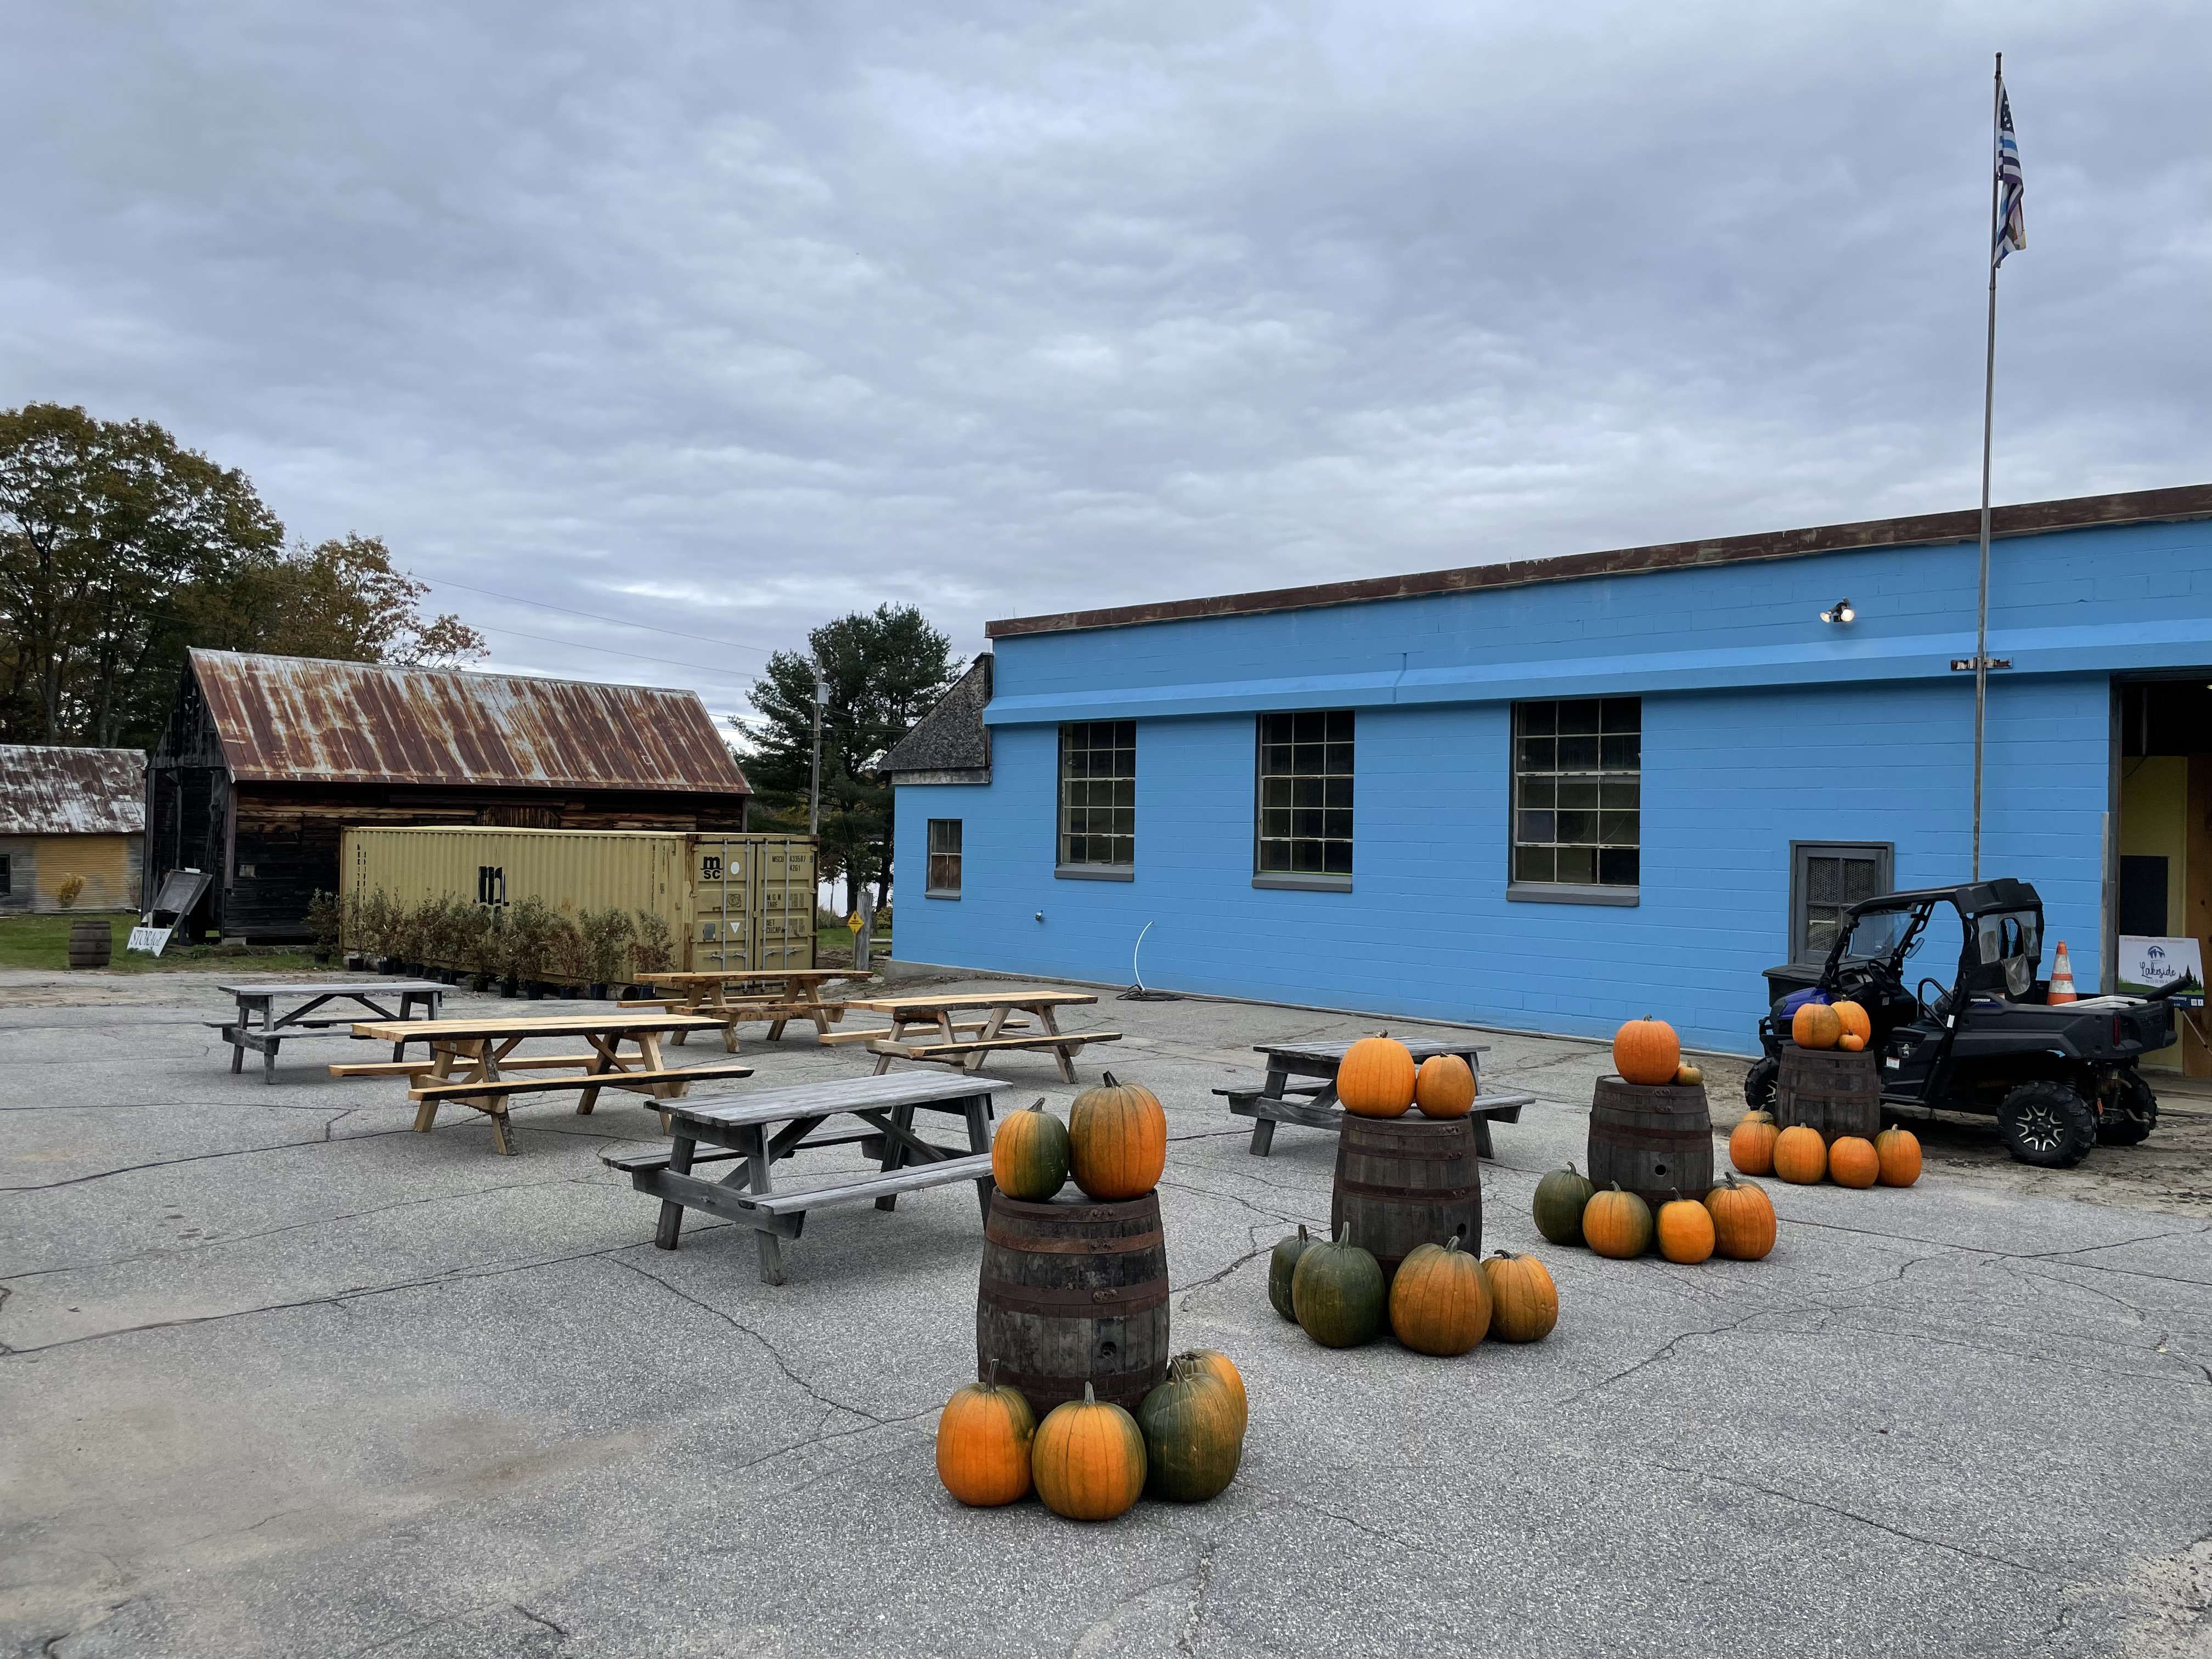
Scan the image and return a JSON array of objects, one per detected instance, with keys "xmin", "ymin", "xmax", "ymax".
[{"xmin": 6, "ymin": 2, "xmax": 2208, "ymax": 727}]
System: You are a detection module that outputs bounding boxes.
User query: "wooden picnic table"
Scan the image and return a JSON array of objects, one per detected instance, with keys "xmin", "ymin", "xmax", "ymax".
[
  {"xmin": 602, "ymin": 1071, "xmax": 1011, "ymax": 1284},
  {"xmin": 1218, "ymin": 1036, "xmax": 1536, "ymax": 1159},
  {"xmin": 339, "ymin": 1012, "xmax": 748, "ymax": 1156},
  {"xmin": 624, "ymin": 968, "xmax": 873, "ymax": 1051},
  {"xmin": 216, "ymin": 980, "xmax": 445, "ymax": 1084},
  {"xmin": 839, "ymin": 990, "xmax": 1121, "ymax": 1083}
]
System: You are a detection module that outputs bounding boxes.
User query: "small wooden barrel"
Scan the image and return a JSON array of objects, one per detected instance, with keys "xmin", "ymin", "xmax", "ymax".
[
  {"xmin": 66, "ymin": 918, "xmax": 112, "ymax": 969},
  {"xmin": 1775, "ymin": 1047, "xmax": 1880, "ymax": 1143},
  {"xmin": 1587, "ymin": 1077, "xmax": 1713, "ymax": 1212},
  {"xmin": 1330, "ymin": 1115, "xmax": 1481, "ymax": 1285},
  {"xmin": 977, "ymin": 1192, "xmax": 1169, "ymax": 1415}
]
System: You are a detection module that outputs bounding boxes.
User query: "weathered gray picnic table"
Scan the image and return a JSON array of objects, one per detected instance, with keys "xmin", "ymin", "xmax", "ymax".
[
  {"xmin": 216, "ymin": 979, "xmax": 444, "ymax": 1083},
  {"xmin": 1216, "ymin": 1036, "xmax": 1536, "ymax": 1158},
  {"xmin": 602, "ymin": 1072, "xmax": 1009, "ymax": 1284}
]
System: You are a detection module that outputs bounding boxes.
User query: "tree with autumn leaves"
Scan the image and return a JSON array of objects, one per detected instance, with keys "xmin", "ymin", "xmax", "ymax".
[{"xmin": 0, "ymin": 402, "xmax": 482, "ymax": 749}]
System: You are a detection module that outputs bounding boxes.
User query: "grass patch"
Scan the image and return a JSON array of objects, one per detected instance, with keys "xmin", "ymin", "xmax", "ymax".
[{"xmin": 0, "ymin": 912, "xmax": 323, "ymax": 975}]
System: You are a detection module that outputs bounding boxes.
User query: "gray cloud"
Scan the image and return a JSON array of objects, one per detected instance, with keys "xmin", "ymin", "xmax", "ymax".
[{"xmin": 5, "ymin": 1, "xmax": 2207, "ymax": 724}]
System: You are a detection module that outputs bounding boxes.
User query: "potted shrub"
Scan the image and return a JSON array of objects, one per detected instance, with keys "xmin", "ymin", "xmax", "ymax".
[
  {"xmin": 581, "ymin": 908, "xmax": 635, "ymax": 1001},
  {"xmin": 303, "ymin": 890, "xmax": 343, "ymax": 964},
  {"xmin": 629, "ymin": 909, "xmax": 676, "ymax": 995}
]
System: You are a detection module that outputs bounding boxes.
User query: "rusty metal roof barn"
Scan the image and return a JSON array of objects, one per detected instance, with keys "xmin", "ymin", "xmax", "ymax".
[
  {"xmin": 0, "ymin": 745, "xmax": 147, "ymax": 834},
  {"xmin": 186, "ymin": 651, "xmax": 751, "ymax": 793}
]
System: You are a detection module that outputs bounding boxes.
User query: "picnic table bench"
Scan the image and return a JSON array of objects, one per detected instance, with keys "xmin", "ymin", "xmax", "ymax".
[
  {"xmin": 1216, "ymin": 1036, "xmax": 1536, "ymax": 1158},
  {"xmin": 341, "ymin": 1012, "xmax": 745, "ymax": 1155},
  {"xmin": 603, "ymin": 1071, "xmax": 1011, "ymax": 1283},
  {"xmin": 841, "ymin": 990, "xmax": 1120, "ymax": 1083},
  {"xmin": 622, "ymin": 968, "xmax": 873, "ymax": 1051},
  {"xmin": 215, "ymin": 980, "xmax": 445, "ymax": 1082}
]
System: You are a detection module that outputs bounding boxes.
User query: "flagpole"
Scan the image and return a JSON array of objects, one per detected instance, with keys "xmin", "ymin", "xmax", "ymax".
[{"xmin": 1971, "ymin": 51, "xmax": 2002, "ymax": 884}]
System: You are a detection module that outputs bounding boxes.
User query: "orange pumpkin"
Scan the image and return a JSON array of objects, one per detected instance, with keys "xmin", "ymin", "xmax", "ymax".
[
  {"xmin": 1655, "ymin": 1190, "xmax": 1716, "ymax": 1263},
  {"xmin": 1481, "ymin": 1250, "xmax": 1560, "ymax": 1342},
  {"xmin": 1773, "ymin": 1124, "xmax": 1827, "ymax": 1184},
  {"xmin": 1828, "ymin": 1135, "xmax": 1880, "ymax": 1189},
  {"xmin": 1068, "ymin": 1073, "xmax": 1167, "ymax": 1200},
  {"xmin": 1339, "ymin": 1034, "xmax": 1417, "ymax": 1118},
  {"xmin": 1791, "ymin": 1002, "xmax": 1842, "ymax": 1050},
  {"xmin": 1704, "ymin": 1173, "xmax": 1777, "ymax": 1260},
  {"xmin": 1412, "ymin": 1054, "xmax": 1476, "ymax": 1119},
  {"xmin": 1875, "ymin": 1125, "xmax": 1922, "ymax": 1187},
  {"xmin": 1612, "ymin": 1017, "xmax": 1681, "ymax": 1086},
  {"xmin": 1030, "ymin": 1383, "xmax": 1147, "ymax": 1522},
  {"xmin": 935, "ymin": 1366, "xmax": 1037, "ymax": 1506},
  {"xmin": 1832, "ymin": 1001, "xmax": 1872, "ymax": 1043},
  {"xmin": 1387, "ymin": 1236, "xmax": 1492, "ymax": 1356},
  {"xmin": 1582, "ymin": 1183, "xmax": 1654, "ymax": 1259},
  {"xmin": 1837, "ymin": 1032, "xmax": 1866, "ymax": 1052},
  {"xmin": 1729, "ymin": 1112, "xmax": 1779, "ymax": 1176}
]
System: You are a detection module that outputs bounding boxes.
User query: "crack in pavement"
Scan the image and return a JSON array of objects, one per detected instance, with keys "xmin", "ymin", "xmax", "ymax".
[
  {"xmin": 0, "ymin": 1239, "xmax": 652, "ymax": 1355},
  {"xmin": 1, "ymin": 1126, "xmax": 428, "ymax": 1192},
  {"xmin": 607, "ymin": 1256, "xmax": 884, "ymax": 1423},
  {"xmin": 1176, "ymin": 1234, "xmax": 1269, "ymax": 1306},
  {"xmin": 1634, "ymin": 1454, "xmax": 2074, "ymax": 1582},
  {"xmin": 1177, "ymin": 1537, "xmax": 1218, "ymax": 1658},
  {"xmin": 512, "ymin": 1603, "xmax": 571, "ymax": 1639}
]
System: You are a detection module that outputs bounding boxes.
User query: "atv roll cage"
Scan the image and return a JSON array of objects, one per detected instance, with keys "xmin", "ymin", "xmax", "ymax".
[{"xmin": 1815, "ymin": 878, "xmax": 2046, "ymax": 1011}]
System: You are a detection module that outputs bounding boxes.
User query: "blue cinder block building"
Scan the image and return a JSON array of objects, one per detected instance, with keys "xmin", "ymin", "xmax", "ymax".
[{"xmin": 884, "ymin": 485, "xmax": 2212, "ymax": 1064}]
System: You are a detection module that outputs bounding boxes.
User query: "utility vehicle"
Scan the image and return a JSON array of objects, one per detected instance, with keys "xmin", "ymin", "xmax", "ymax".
[{"xmin": 1747, "ymin": 878, "xmax": 2176, "ymax": 1167}]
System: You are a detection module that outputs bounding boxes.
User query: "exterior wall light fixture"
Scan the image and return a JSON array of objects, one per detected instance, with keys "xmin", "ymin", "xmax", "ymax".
[{"xmin": 1820, "ymin": 599, "xmax": 1857, "ymax": 624}]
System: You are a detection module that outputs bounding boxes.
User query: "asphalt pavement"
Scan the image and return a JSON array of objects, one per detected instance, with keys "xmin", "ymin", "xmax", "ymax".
[{"xmin": 2, "ymin": 970, "xmax": 2207, "ymax": 1657}]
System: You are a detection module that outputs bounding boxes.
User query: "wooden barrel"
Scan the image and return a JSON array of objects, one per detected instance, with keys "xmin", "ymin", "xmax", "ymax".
[
  {"xmin": 66, "ymin": 918, "xmax": 112, "ymax": 969},
  {"xmin": 977, "ymin": 1192, "xmax": 1169, "ymax": 1415},
  {"xmin": 1775, "ymin": 1047, "xmax": 1880, "ymax": 1143},
  {"xmin": 1330, "ymin": 1115, "xmax": 1481, "ymax": 1285},
  {"xmin": 1587, "ymin": 1078, "xmax": 1713, "ymax": 1212}
]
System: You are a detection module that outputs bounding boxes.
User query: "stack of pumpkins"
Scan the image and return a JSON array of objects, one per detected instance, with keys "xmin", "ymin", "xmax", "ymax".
[
  {"xmin": 1791, "ymin": 997, "xmax": 1873, "ymax": 1053},
  {"xmin": 939, "ymin": 1076, "xmax": 1251, "ymax": 1522},
  {"xmin": 1729, "ymin": 1109, "xmax": 1923, "ymax": 1191},
  {"xmin": 936, "ymin": 1350, "xmax": 1249, "ymax": 1521},
  {"xmin": 1335, "ymin": 1032, "xmax": 1481, "ymax": 1122},
  {"xmin": 1532, "ymin": 1161, "xmax": 1776, "ymax": 1265},
  {"xmin": 1268, "ymin": 1222, "xmax": 1558, "ymax": 1355}
]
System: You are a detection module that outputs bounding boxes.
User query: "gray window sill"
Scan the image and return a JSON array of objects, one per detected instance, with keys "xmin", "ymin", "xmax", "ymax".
[
  {"xmin": 1252, "ymin": 873, "xmax": 1352, "ymax": 893},
  {"xmin": 1507, "ymin": 882, "xmax": 1639, "ymax": 907},
  {"xmin": 1055, "ymin": 864, "xmax": 1135, "ymax": 882},
  {"xmin": 923, "ymin": 888, "xmax": 961, "ymax": 901}
]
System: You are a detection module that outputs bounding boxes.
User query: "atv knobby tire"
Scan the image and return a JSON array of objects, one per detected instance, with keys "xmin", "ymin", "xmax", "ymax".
[
  {"xmin": 2096, "ymin": 1072, "xmax": 2158, "ymax": 1147},
  {"xmin": 1999, "ymin": 1081, "xmax": 2097, "ymax": 1167},
  {"xmin": 1744, "ymin": 1056, "xmax": 1778, "ymax": 1113}
]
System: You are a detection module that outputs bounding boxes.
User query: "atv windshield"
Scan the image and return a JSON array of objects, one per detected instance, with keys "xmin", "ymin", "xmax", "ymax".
[
  {"xmin": 1837, "ymin": 910, "xmax": 1914, "ymax": 962},
  {"xmin": 1970, "ymin": 908, "xmax": 2041, "ymax": 998}
]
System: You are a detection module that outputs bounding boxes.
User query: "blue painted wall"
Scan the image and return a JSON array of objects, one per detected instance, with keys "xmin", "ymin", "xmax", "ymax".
[{"xmin": 896, "ymin": 515, "xmax": 2212, "ymax": 1054}]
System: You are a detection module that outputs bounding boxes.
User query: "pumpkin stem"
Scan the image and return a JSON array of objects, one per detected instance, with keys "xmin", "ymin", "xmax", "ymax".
[
  {"xmin": 1296, "ymin": 1222, "xmax": 1309, "ymax": 1243},
  {"xmin": 1026, "ymin": 1098, "xmax": 1046, "ymax": 1114},
  {"xmin": 1443, "ymin": 1234, "xmax": 1463, "ymax": 1255},
  {"xmin": 1489, "ymin": 1248, "xmax": 1517, "ymax": 1260},
  {"xmin": 1101, "ymin": 1071, "xmax": 1118, "ymax": 1087},
  {"xmin": 1082, "ymin": 1381, "xmax": 1097, "ymax": 1405},
  {"xmin": 982, "ymin": 1358, "xmax": 997, "ymax": 1389}
]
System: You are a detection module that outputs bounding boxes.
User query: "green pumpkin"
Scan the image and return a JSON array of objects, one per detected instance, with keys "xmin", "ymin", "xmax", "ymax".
[
  {"xmin": 1268, "ymin": 1224, "xmax": 1313, "ymax": 1322},
  {"xmin": 1532, "ymin": 1161, "xmax": 1597, "ymax": 1246},
  {"xmin": 990, "ymin": 1099, "xmax": 1070, "ymax": 1201},
  {"xmin": 1136, "ymin": 1356, "xmax": 1244, "ymax": 1502},
  {"xmin": 1290, "ymin": 1227, "xmax": 1386, "ymax": 1348}
]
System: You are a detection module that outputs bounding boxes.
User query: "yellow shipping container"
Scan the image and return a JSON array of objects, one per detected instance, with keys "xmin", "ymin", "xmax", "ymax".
[{"xmin": 340, "ymin": 826, "xmax": 816, "ymax": 975}]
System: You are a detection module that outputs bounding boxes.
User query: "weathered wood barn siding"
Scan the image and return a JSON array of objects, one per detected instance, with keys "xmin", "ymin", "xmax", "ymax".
[{"xmin": 146, "ymin": 652, "xmax": 751, "ymax": 940}]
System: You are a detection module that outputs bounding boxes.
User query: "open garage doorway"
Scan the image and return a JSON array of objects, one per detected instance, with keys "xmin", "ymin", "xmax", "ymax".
[{"xmin": 2116, "ymin": 676, "xmax": 2212, "ymax": 1075}]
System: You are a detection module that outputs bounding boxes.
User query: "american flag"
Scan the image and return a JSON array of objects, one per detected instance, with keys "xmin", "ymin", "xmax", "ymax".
[{"xmin": 1994, "ymin": 76, "xmax": 2025, "ymax": 266}]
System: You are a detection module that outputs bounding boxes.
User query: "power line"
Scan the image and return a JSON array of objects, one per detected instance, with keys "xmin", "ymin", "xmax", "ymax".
[{"xmin": 421, "ymin": 573, "xmax": 786, "ymax": 657}]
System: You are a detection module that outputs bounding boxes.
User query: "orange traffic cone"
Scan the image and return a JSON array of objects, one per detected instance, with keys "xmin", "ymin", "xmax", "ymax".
[{"xmin": 2047, "ymin": 941, "xmax": 2077, "ymax": 1004}]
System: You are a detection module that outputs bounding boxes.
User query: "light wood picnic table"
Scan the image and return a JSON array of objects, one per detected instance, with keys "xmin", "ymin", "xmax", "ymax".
[
  {"xmin": 625, "ymin": 968, "xmax": 873, "ymax": 1051},
  {"xmin": 340, "ymin": 1012, "xmax": 747, "ymax": 1156},
  {"xmin": 602, "ymin": 1072, "xmax": 1011, "ymax": 1284},
  {"xmin": 216, "ymin": 979, "xmax": 444, "ymax": 1084},
  {"xmin": 839, "ymin": 990, "xmax": 1120, "ymax": 1084},
  {"xmin": 1218, "ymin": 1036, "xmax": 1536, "ymax": 1159}
]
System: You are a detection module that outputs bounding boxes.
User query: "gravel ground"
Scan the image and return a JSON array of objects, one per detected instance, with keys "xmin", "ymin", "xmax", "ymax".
[{"xmin": 2, "ymin": 967, "xmax": 2208, "ymax": 1658}]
